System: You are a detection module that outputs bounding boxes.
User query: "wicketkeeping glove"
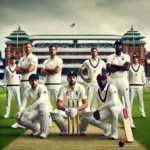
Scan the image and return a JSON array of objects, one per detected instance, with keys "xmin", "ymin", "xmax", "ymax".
[{"xmin": 93, "ymin": 110, "xmax": 100, "ymax": 120}]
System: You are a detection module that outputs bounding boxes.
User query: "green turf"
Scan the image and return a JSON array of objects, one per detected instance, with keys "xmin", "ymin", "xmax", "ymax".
[{"xmin": 0, "ymin": 87, "xmax": 150, "ymax": 149}]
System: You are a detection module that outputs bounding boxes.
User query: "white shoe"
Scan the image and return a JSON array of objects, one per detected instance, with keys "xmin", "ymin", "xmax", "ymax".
[
  {"xmin": 40, "ymin": 132, "xmax": 47, "ymax": 139},
  {"xmin": 4, "ymin": 114, "xmax": 9, "ymax": 118},
  {"xmin": 131, "ymin": 124, "xmax": 136, "ymax": 129},
  {"xmin": 11, "ymin": 122, "xmax": 26, "ymax": 129},
  {"xmin": 103, "ymin": 124, "xmax": 111, "ymax": 136},
  {"xmin": 141, "ymin": 114, "xmax": 146, "ymax": 118},
  {"xmin": 48, "ymin": 118, "xmax": 52, "ymax": 127},
  {"xmin": 112, "ymin": 131, "xmax": 118, "ymax": 140},
  {"xmin": 31, "ymin": 123, "xmax": 40, "ymax": 136}
]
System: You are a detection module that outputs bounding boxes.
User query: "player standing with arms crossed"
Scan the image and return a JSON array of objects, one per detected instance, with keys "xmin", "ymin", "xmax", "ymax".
[
  {"xmin": 41, "ymin": 45, "xmax": 63, "ymax": 126},
  {"xmin": 16, "ymin": 42, "xmax": 38, "ymax": 101},
  {"xmin": 129, "ymin": 53, "xmax": 147, "ymax": 118},
  {"xmin": 79, "ymin": 47, "xmax": 106, "ymax": 109},
  {"xmin": 107, "ymin": 40, "xmax": 135, "ymax": 129},
  {"xmin": 3, "ymin": 56, "xmax": 24, "ymax": 128}
]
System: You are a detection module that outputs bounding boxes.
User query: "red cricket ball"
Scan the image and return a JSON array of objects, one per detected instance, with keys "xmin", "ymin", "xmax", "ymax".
[{"xmin": 119, "ymin": 140, "xmax": 125, "ymax": 147}]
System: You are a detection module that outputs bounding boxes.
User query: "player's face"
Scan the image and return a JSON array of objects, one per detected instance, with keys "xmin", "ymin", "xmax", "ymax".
[
  {"xmin": 97, "ymin": 79, "xmax": 107, "ymax": 90},
  {"xmin": 115, "ymin": 44, "xmax": 122, "ymax": 53},
  {"xmin": 67, "ymin": 76, "xmax": 77, "ymax": 86},
  {"xmin": 10, "ymin": 59, "xmax": 16, "ymax": 65},
  {"xmin": 133, "ymin": 57, "xmax": 139, "ymax": 64},
  {"xmin": 91, "ymin": 49, "xmax": 98, "ymax": 57},
  {"xmin": 29, "ymin": 79, "xmax": 39, "ymax": 89},
  {"xmin": 50, "ymin": 47, "xmax": 57, "ymax": 56},
  {"xmin": 25, "ymin": 44, "xmax": 32, "ymax": 55}
]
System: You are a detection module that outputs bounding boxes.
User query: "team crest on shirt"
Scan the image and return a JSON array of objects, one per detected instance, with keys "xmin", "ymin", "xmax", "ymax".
[
  {"xmin": 113, "ymin": 90, "xmax": 116, "ymax": 94},
  {"xmin": 64, "ymin": 91, "xmax": 69, "ymax": 96},
  {"xmin": 43, "ymin": 91, "xmax": 47, "ymax": 94},
  {"xmin": 28, "ymin": 94, "xmax": 31, "ymax": 100}
]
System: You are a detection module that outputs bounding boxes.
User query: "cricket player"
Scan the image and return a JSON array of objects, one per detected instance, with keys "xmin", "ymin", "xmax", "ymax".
[
  {"xmin": 16, "ymin": 74, "xmax": 52, "ymax": 138},
  {"xmin": 51, "ymin": 70, "xmax": 111, "ymax": 136},
  {"xmin": 129, "ymin": 54, "xmax": 147, "ymax": 118},
  {"xmin": 3, "ymin": 56, "xmax": 25, "ymax": 128},
  {"xmin": 91, "ymin": 73, "xmax": 123, "ymax": 140},
  {"xmin": 41, "ymin": 45, "xmax": 63, "ymax": 126},
  {"xmin": 79, "ymin": 47, "xmax": 106, "ymax": 109},
  {"xmin": 16, "ymin": 42, "xmax": 38, "ymax": 101},
  {"xmin": 107, "ymin": 40, "xmax": 135, "ymax": 129}
]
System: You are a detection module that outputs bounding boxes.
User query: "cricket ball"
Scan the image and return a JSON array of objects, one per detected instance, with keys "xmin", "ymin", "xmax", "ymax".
[{"xmin": 119, "ymin": 140, "xmax": 125, "ymax": 147}]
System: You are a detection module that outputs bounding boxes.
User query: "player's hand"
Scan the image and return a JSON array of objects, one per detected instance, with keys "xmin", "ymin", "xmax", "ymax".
[
  {"xmin": 144, "ymin": 86, "xmax": 147, "ymax": 91},
  {"xmin": 93, "ymin": 110, "xmax": 100, "ymax": 120},
  {"xmin": 16, "ymin": 66, "xmax": 20, "ymax": 71},
  {"xmin": 123, "ymin": 62, "xmax": 129, "ymax": 66},
  {"xmin": 84, "ymin": 78, "xmax": 91, "ymax": 83},
  {"xmin": 65, "ymin": 108, "xmax": 77, "ymax": 118}
]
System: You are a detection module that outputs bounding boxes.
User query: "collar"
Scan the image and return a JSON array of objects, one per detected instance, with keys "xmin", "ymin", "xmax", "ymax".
[
  {"xmin": 27, "ymin": 53, "xmax": 33, "ymax": 58},
  {"xmin": 91, "ymin": 57, "xmax": 98, "ymax": 61},
  {"xmin": 67, "ymin": 83, "xmax": 78, "ymax": 91},
  {"xmin": 113, "ymin": 52, "xmax": 124, "ymax": 57},
  {"xmin": 48, "ymin": 56, "xmax": 57, "ymax": 61},
  {"xmin": 99, "ymin": 83, "xmax": 109, "ymax": 92}
]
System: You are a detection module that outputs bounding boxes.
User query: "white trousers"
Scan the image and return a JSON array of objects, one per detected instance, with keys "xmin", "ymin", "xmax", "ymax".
[
  {"xmin": 5, "ymin": 88, "xmax": 21, "ymax": 116},
  {"xmin": 100, "ymin": 106, "xmax": 123, "ymax": 134},
  {"xmin": 109, "ymin": 77, "xmax": 134, "ymax": 126},
  {"xmin": 130, "ymin": 88, "xmax": 145, "ymax": 116},
  {"xmin": 87, "ymin": 85, "xmax": 99, "ymax": 109},
  {"xmin": 47, "ymin": 86, "xmax": 61, "ymax": 104}
]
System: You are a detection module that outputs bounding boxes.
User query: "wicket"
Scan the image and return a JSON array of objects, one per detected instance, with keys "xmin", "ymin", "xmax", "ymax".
[{"xmin": 68, "ymin": 99, "xmax": 79, "ymax": 135}]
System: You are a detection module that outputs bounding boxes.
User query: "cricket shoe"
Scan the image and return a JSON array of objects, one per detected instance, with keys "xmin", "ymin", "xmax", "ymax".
[
  {"xmin": 141, "ymin": 114, "xmax": 146, "ymax": 118},
  {"xmin": 111, "ymin": 131, "xmax": 118, "ymax": 140},
  {"xmin": 103, "ymin": 124, "xmax": 111, "ymax": 136},
  {"xmin": 31, "ymin": 123, "xmax": 40, "ymax": 136},
  {"xmin": 131, "ymin": 124, "xmax": 136, "ymax": 129},
  {"xmin": 79, "ymin": 132, "xmax": 87, "ymax": 136},
  {"xmin": 4, "ymin": 114, "xmax": 9, "ymax": 118},
  {"xmin": 11, "ymin": 122, "xmax": 26, "ymax": 129},
  {"xmin": 60, "ymin": 132, "xmax": 67, "ymax": 136},
  {"xmin": 40, "ymin": 132, "xmax": 48, "ymax": 139}
]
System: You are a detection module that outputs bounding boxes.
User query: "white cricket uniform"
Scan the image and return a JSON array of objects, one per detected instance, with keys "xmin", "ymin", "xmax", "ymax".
[
  {"xmin": 19, "ymin": 84, "xmax": 52, "ymax": 120},
  {"xmin": 107, "ymin": 52, "xmax": 134, "ymax": 126},
  {"xmin": 42, "ymin": 56, "xmax": 63, "ymax": 104},
  {"xmin": 91, "ymin": 84, "xmax": 123, "ymax": 137},
  {"xmin": 18, "ymin": 53, "xmax": 38, "ymax": 101},
  {"xmin": 55, "ymin": 82, "xmax": 89, "ymax": 117},
  {"xmin": 3, "ymin": 64, "xmax": 21, "ymax": 116},
  {"xmin": 80, "ymin": 58, "xmax": 106, "ymax": 108},
  {"xmin": 129, "ymin": 64, "xmax": 146, "ymax": 116}
]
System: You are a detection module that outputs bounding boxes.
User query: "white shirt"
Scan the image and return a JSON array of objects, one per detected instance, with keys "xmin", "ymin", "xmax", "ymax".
[
  {"xmin": 20, "ymin": 84, "xmax": 52, "ymax": 111},
  {"xmin": 107, "ymin": 52, "xmax": 130, "ymax": 78},
  {"xmin": 129, "ymin": 64, "xmax": 146, "ymax": 88},
  {"xmin": 3, "ymin": 64, "xmax": 20, "ymax": 89},
  {"xmin": 80, "ymin": 58, "xmax": 106, "ymax": 86},
  {"xmin": 42, "ymin": 56, "xmax": 63, "ymax": 89},
  {"xmin": 18, "ymin": 53, "xmax": 38, "ymax": 81},
  {"xmin": 57, "ymin": 83, "xmax": 87, "ymax": 108},
  {"xmin": 91, "ymin": 84, "xmax": 122, "ymax": 111}
]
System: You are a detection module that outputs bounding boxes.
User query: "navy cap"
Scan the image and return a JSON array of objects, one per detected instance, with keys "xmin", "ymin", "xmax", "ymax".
[
  {"xmin": 67, "ymin": 70, "xmax": 77, "ymax": 77},
  {"xmin": 132, "ymin": 52, "xmax": 138, "ymax": 58},
  {"xmin": 114, "ymin": 40, "xmax": 123, "ymax": 45},
  {"xmin": 10, "ymin": 56, "xmax": 16, "ymax": 60},
  {"xmin": 28, "ymin": 74, "xmax": 39, "ymax": 81},
  {"xmin": 97, "ymin": 73, "xmax": 107, "ymax": 81}
]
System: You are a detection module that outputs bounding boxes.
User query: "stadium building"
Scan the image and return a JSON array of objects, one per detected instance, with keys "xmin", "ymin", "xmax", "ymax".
[{"xmin": 4, "ymin": 26, "xmax": 147, "ymax": 75}]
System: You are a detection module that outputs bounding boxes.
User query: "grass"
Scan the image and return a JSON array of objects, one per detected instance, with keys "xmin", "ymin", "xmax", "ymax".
[{"xmin": 0, "ymin": 87, "xmax": 150, "ymax": 149}]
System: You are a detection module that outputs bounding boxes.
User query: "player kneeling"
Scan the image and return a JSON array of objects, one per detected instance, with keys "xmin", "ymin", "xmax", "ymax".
[
  {"xmin": 51, "ymin": 70, "xmax": 110, "ymax": 136},
  {"xmin": 92, "ymin": 74, "xmax": 123, "ymax": 140},
  {"xmin": 16, "ymin": 74, "xmax": 53, "ymax": 139}
]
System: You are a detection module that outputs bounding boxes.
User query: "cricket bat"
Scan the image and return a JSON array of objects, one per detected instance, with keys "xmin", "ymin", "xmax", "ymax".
[
  {"xmin": 76, "ymin": 100, "xmax": 79, "ymax": 135},
  {"xmin": 122, "ymin": 96, "xmax": 134, "ymax": 142},
  {"xmin": 72, "ymin": 100, "xmax": 75, "ymax": 135},
  {"xmin": 68, "ymin": 100, "xmax": 71, "ymax": 135}
]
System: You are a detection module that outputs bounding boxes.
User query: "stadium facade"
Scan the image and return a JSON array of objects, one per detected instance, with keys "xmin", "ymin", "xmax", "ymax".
[{"xmin": 4, "ymin": 26, "xmax": 147, "ymax": 75}]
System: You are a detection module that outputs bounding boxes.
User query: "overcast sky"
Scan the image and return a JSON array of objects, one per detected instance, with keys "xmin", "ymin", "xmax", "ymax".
[{"xmin": 0, "ymin": 0, "xmax": 150, "ymax": 57}]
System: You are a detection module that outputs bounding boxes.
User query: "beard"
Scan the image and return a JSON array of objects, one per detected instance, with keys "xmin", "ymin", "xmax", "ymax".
[
  {"xmin": 69, "ymin": 81, "xmax": 76, "ymax": 86},
  {"xmin": 98, "ymin": 81, "xmax": 107, "ymax": 91}
]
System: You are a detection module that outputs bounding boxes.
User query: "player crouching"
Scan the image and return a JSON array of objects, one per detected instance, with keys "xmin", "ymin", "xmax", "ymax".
[
  {"xmin": 16, "ymin": 74, "xmax": 53, "ymax": 139},
  {"xmin": 51, "ymin": 70, "xmax": 110, "ymax": 136},
  {"xmin": 92, "ymin": 73, "xmax": 123, "ymax": 140}
]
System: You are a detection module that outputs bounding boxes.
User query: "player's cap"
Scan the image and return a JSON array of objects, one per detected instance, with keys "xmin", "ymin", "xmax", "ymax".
[
  {"xmin": 114, "ymin": 40, "xmax": 123, "ymax": 45},
  {"xmin": 10, "ymin": 56, "xmax": 16, "ymax": 60},
  {"xmin": 67, "ymin": 70, "xmax": 77, "ymax": 77},
  {"xmin": 29, "ymin": 74, "xmax": 39, "ymax": 81},
  {"xmin": 97, "ymin": 73, "xmax": 107, "ymax": 81}
]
